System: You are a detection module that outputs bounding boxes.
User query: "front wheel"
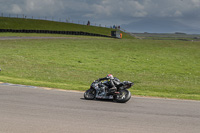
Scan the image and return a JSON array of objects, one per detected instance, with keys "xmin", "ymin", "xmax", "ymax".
[
  {"xmin": 84, "ymin": 89, "xmax": 96, "ymax": 100},
  {"xmin": 114, "ymin": 90, "xmax": 131, "ymax": 103}
]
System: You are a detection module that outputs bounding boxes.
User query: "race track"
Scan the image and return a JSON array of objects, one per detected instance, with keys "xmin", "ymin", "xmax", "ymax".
[{"xmin": 0, "ymin": 84, "xmax": 200, "ymax": 133}]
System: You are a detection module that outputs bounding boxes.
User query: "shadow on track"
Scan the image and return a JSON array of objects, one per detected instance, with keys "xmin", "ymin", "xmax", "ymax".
[{"xmin": 80, "ymin": 98, "xmax": 115, "ymax": 103}]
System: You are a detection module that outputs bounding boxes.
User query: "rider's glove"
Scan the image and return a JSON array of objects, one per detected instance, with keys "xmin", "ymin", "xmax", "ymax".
[{"xmin": 94, "ymin": 79, "xmax": 99, "ymax": 82}]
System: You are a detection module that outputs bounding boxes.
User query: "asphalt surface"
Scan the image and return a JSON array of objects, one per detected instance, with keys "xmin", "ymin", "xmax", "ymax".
[{"xmin": 0, "ymin": 84, "xmax": 200, "ymax": 133}]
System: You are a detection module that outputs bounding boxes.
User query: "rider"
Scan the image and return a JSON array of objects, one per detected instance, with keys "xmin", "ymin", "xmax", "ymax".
[{"xmin": 97, "ymin": 74, "xmax": 120, "ymax": 94}]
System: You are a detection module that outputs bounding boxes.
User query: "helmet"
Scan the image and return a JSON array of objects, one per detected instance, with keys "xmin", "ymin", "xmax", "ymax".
[{"xmin": 107, "ymin": 74, "xmax": 114, "ymax": 79}]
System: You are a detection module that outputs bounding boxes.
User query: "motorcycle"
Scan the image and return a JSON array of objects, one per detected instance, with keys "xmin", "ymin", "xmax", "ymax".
[{"xmin": 84, "ymin": 79, "xmax": 133, "ymax": 103}]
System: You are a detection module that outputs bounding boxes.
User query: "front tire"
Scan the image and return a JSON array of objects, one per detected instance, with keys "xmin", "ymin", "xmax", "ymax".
[
  {"xmin": 84, "ymin": 89, "xmax": 96, "ymax": 100},
  {"xmin": 114, "ymin": 90, "xmax": 131, "ymax": 103}
]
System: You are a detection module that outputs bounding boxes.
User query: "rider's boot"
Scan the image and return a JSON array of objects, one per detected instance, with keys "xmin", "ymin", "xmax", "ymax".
[{"xmin": 108, "ymin": 87, "xmax": 117, "ymax": 93}]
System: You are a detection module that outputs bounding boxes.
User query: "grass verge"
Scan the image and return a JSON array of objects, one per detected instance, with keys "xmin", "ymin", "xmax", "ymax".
[
  {"xmin": 0, "ymin": 17, "xmax": 134, "ymax": 39},
  {"xmin": 0, "ymin": 33, "xmax": 199, "ymax": 100}
]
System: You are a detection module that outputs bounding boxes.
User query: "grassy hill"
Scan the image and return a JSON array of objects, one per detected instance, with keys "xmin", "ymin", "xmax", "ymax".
[{"xmin": 0, "ymin": 17, "xmax": 133, "ymax": 39}]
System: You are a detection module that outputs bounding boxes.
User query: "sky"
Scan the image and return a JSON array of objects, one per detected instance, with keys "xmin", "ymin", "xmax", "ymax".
[{"xmin": 0, "ymin": 0, "xmax": 200, "ymax": 33}]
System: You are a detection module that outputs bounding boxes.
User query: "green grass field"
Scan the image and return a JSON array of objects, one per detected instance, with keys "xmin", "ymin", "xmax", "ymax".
[{"xmin": 0, "ymin": 33, "xmax": 199, "ymax": 100}]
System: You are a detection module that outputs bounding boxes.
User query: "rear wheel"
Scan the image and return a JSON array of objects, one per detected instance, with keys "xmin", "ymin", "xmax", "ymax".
[
  {"xmin": 84, "ymin": 89, "xmax": 96, "ymax": 100},
  {"xmin": 114, "ymin": 90, "xmax": 131, "ymax": 103}
]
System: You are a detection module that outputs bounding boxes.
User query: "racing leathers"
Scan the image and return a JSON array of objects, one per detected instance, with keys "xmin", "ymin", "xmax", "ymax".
[{"xmin": 97, "ymin": 75, "xmax": 121, "ymax": 94}]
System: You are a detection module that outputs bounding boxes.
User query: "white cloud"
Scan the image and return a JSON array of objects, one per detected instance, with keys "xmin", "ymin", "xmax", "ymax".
[
  {"xmin": 191, "ymin": 0, "xmax": 200, "ymax": 7},
  {"xmin": 80, "ymin": 0, "xmax": 149, "ymax": 24},
  {"xmin": 174, "ymin": 10, "xmax": 182, "ymax": 17},
  {"xmin": 11, "ymin": 4, "xmax": 22, "ymax": 14},
  {"xmin": 24, "ymin": 0, "xmax": 63, "ymax": 16},
  {"xmin": 1, "ymin": 0, "xmax": 199, "ymax": 20},
  {"xmin": 0, "ymin": 0, "xmax": 200, "ymax": 33}
]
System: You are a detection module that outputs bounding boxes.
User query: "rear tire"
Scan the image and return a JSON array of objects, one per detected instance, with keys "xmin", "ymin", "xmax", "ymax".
[
  {"xmin": 114, "ymin": 90, "xmax": 131, "ymax": 103},
  {"xmin": 84, "ymin": 89, "xmax": 96, "ymax": 100}
]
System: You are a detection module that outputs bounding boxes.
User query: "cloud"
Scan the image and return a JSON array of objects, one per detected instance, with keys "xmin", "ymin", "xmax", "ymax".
[
  {"xmin": 88, "ymin": 0, "xmax": 148, "ymax": 17},
  {"xmin": 1, "ymin": 0, "xmax": 199, "ymax": 20},
  {"xmin": 11, "ymin": 4, "xmax": 22, "ymax": 14},
  {"xmin": 174, "ymin": 10, "xmax": 182, "ymax": 17},
  {"xmin": 24, "ymin": 0, "xmax": 63, "ymax": 16},
  {"xmin": 0, "ymin": 0, "xmax": 200, "ymax": 33},
  {"xmin": 191, "ymin": 0, "xmax": 200, "ymax": 7}
]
